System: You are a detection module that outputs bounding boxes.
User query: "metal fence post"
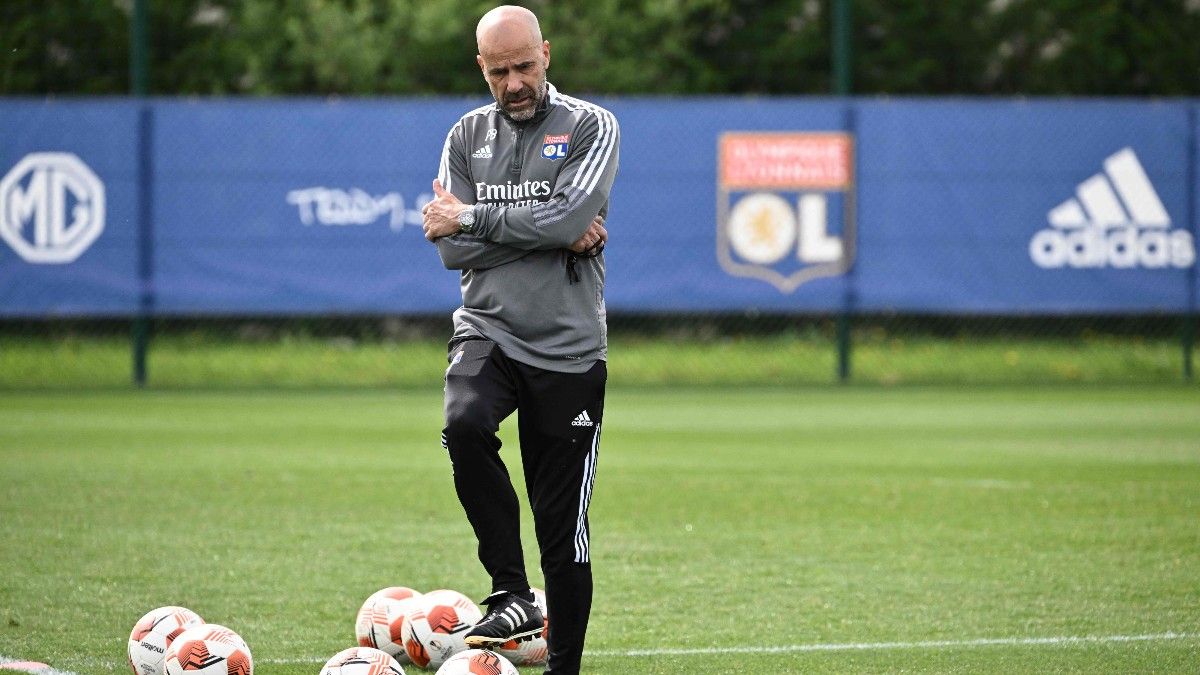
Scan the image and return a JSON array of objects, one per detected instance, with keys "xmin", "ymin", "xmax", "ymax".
[
  {"xmin": 131, "ymin": 0, "xmax": 152, "ymax": 387},
  {"xmin": 133, "ymin": 106, "xmax": 154, "ymax": 387},
  {"xmin": 833, "ymin": 0, "xmax": 853, "ymax": 97},
  {"xmin": 1186, "ymin": 102, "xmax": 1197, "ymax": 382},
  {"xmin": 833, "ymin": 0, "xmax": 854, "ymax": 383}
]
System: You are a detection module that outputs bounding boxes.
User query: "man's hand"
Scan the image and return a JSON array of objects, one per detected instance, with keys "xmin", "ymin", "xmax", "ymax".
[
  {"xmin": 569, "ymin": 215, "xmax": 607, "ymax": 254},
  {"xmin": 422, "ymin": 179, "xmax": 470, "ymax": 241}
]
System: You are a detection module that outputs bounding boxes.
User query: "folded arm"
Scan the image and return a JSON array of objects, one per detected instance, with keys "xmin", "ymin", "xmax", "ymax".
[
  {"xmin": 425, "ymin": 120, "xmax": 531, "ymax": 270},
  {"xmin": 424, "ymin": 107, "xmax": 618, "ymax": 266},
  {"xmin": 434, "ymin": 233, "xmax": 530, "ymax": 270},
  {"xmin": 469, "ymin": 109, "xmax": 620, "ymax": 250}
]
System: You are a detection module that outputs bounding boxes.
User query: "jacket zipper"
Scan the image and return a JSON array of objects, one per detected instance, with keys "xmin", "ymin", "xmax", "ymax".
[{"xmin": 510, "ymin": 128, "xmax": 523, "ymax": 174}]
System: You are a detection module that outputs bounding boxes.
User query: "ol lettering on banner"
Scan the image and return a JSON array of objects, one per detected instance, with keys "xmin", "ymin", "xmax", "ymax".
[{"xmin": 716, "ymin": 133, "xmax": 855, "ymax": 292}]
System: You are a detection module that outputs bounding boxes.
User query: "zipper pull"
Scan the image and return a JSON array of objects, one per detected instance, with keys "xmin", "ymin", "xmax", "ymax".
[
  {"xmin": 510, "ymin": 129, "xmax": 523, "ymax": 174},
  {"xmin": 566, "ymin": 253, "xmax": 580, "ymax": 283}
]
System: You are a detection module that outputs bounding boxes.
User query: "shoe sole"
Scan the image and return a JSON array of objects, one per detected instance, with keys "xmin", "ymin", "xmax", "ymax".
[{"xmin": 463, "ymin": 627, "xmax": 543, "ymax": 648}]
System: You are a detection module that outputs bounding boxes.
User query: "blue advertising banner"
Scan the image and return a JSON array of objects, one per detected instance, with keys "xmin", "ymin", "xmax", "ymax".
[
  {"xmin": 0, "ymin": 97, "xmax": 1195, "ymax": 316},
  {"xmin": 600, "ymin": 98, "xmax": 850, "ymax": 312},
  {"xmin": 151, "ymin": 99, "xmax": 481, "ymax": 313},
  {"xmin": 855, "ymin": 100, "xmax": 1195, "ymax": 313},
  {"xmin": 0, "ymin": 101, "xmax": 141, "ymax": 316}
]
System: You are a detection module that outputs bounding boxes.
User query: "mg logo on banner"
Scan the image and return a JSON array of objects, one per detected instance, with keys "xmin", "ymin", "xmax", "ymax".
[
  {"xmin": 0, "ymin": 152, "xmax": 106, "ymax": 264},
  {"xmin": 717, "ymin": 132, "xmax": 855, "ymax": 292}
]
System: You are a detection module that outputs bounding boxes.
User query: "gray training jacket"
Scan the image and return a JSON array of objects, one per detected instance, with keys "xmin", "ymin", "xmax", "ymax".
[{"xmin": 434, "ymin": 82, "xmax": 620, "ymax": 373}]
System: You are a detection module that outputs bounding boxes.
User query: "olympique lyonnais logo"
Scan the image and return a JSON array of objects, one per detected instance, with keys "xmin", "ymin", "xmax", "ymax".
[
  {"xmin": 0, "ymin": 152, "xmax": 106, "ymax": 264},
  {"xmin": 542, "ymin": 133, "xmax": 569, "ymax": 160},
  {"xmin": 717, "ymin": 133, "xmax": 854, "ymax": 292}
]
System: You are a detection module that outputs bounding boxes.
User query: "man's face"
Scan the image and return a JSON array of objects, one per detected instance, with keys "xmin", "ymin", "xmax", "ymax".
[{"xmin": 477, "ymin": 39, "xmax": 550, "ymax": 122}]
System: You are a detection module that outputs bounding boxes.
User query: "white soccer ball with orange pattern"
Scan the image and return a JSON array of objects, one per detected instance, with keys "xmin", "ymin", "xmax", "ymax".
[
  {"xmin": 356, "ymin": 587, "xmax": 423, "ymax": 663},
  {"xmin": 434, "ymin": 649, "xmax": 519, "ymax": 675},
  {"xmin": 497, "ymin": 587, "xmax": 548, "ymax": 666},
  {"xmin": 163, "ymin": 623, "xmax": 252, "ymax": 675},
  {"xmin": 401, "ymin": 592, "xmax": 482, "ymax": 669},
  {"xmin": 319, "ymin": 646, "xmax": 406, "ymax": 675},
  {"xmin": 128, "ymin": 606, "xmax": 205, "ymax": 675},
  {"xmin": 421, "ymin": 589, "xmax": 475, "ymax": 610},
  {"xmin": 362, "ymin": 586, "xmax": 422, "ymax": 609}
]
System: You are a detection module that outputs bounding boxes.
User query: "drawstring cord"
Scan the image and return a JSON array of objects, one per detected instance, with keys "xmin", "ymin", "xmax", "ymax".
[
  {"xmin": 566, "ymin": 243, "xmax": 604, "ymax": 284},
  {"xmin": 566, "ymin": 254, "xmax": 580, "ymax": 283}
]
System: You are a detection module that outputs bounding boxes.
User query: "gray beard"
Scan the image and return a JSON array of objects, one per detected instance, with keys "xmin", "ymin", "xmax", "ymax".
[
  {"xmin": 500, "ymin": 81, "xmax": 546, "ymax": 121},
  {"xmin": 507, "ymin": 106, "xmax": 536, "ymax": 122}
]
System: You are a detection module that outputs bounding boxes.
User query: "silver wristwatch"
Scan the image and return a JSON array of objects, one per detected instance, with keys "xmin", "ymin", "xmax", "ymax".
[{"xmin": 457, "ymin": 207, "xmax": 476, "ymax": 233}]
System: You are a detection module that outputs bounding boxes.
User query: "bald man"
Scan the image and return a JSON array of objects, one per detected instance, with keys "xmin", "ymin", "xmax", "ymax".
[{"xmin": 421, "ymin": 5, "xmax": 620, "ymax": 674}]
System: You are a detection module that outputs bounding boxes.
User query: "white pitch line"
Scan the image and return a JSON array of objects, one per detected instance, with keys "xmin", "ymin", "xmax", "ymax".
[
  {"xmin": 0, "ymin": 655, "xmax": 80, "ymax": 675},
  {"xmin": 588, "ymin": 631, "xmax": 1200, "ymax": 658},
  {"xmin": 253, "ymin": 631, "xmax": 1200, "ymax": 664}
]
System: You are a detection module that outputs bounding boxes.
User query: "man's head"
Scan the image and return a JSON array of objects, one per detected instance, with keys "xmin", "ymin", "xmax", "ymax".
[{"xmin": 476, "ymin": 5, "xmax": 550, "ymax": 122}]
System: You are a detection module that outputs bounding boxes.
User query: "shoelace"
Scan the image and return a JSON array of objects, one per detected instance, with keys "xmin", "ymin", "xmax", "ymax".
[
  {"xmin": 480, "ymin": 603, "xmax": 505, "ymax": 621},
  {"xmin": 479, "ymin": 597, "xmax": 517, "ymax": 625}
]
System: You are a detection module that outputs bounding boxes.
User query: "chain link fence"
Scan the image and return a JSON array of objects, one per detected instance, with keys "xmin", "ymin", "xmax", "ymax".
[
  {"xmin": 1, "ymin": 93, "xmax": 1196, "ymax": 389},
  {"xmin": 2, "ymin": 5, "xmax": 1197, "ymax": 391},
  {"xmin": 0, "ymin": 313, "xmax": 1194, "ymax": 389},
  {"xmin": 1, "ymin": 94, "xmax": 1196, "ymax": 390}
]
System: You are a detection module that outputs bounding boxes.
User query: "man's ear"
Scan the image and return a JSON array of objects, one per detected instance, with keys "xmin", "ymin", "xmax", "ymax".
[
  {"xmin": 543, "ymin": 40, "xmax": 551, "ymax": 70},
  {"xmin": 477, "ymin": 54, "xmax": 486, "ymax": 73}
]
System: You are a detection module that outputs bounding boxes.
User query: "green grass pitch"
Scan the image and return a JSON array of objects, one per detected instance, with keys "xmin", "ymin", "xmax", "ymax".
[{"xmin": 1, "ymin": 386, "xmax": 1198, "ymax": 673}]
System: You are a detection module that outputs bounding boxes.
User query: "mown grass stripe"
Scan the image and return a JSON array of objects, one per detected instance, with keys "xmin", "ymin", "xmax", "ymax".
[
  {"xmin": 589, "ymin": 631, "xmax": 1200, "ymax": 657},
  {"xmin": 247, "ymin": 631, "xmax": 1200, "ymax": 664}
]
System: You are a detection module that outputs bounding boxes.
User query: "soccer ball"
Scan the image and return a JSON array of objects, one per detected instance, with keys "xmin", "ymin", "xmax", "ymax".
[
  {"xmin": 164, "ymin": 623, "xmax": 252, "ymax": 675},
  {"xmin": 401, "ymin": 593, "xmax": 483, "ymax": 669},
  {"xmin": 377, "ymin": 587, "xmax": 422, "ymax": 602},
  {"xmin": 497, "ymin": 587, "xmax": 548, "ymax": 666},
  {"xmin": 319, "ymin": 646, "xmax": 406, "ymax": 675},
  {"xmin": 128, "ymin": 606, "xmax": 205, "ymax": 675},
  {"xmin": 434, "ymin": 649, "xmax": 519, "ymax": 675},
  {"xmin": 421, "ymin": 589, "xmax": 475, "ymax": 609},
  {"xmin": 356, "ymin": 588, "xmax": 423, "ymax": 663},
  {"xmin": 355, "ymin": 595, "xmax": 422, "ymax": 658}
]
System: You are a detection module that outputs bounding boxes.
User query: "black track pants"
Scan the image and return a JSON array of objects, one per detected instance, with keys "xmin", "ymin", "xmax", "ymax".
[{"xmin": 442, "ymin": 338, "xmax": 605, "ymax": 675}]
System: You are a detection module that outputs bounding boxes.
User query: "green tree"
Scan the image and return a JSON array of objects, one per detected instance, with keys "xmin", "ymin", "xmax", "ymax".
[
  {"xmin": 854, "ymin": 0, "xmax": 998, "ymax": 93},
  {"xmin": 984, "ymin": 0, "xmax": 1200, "ymax": 95},
  {"xmin": 1, "ymin": 0, "xmax": 129, "ymax": 94},
  {"xmin": 3, "ymin": 0, "xmax": 1199, "ymax": 96}
]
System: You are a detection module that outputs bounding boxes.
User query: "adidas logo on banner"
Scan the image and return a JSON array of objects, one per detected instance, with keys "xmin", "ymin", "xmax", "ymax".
[
  {"xmin": 1029, "ymin": 147, "xmax": 1195, "ymax": 269},
  {"xmin": 472, "ymin": 144, "xmax": 493, "ymax": 159},
  {"xmin": 571, "ymin": 410, "xmax": 594, "ymax": 427}
]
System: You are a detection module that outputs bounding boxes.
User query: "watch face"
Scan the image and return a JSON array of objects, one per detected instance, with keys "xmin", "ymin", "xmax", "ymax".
[{"xmin": 458, "ymin": 209, "xmax": 475, "ymax": 231}]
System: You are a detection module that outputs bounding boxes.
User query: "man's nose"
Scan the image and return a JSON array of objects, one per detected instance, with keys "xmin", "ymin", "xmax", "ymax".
[{"xmin": 506, "ymin": 75, "xmax": 524, "ymax": 93}]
